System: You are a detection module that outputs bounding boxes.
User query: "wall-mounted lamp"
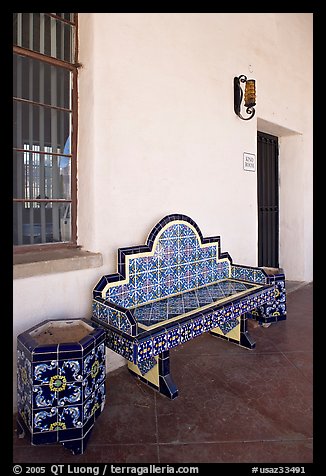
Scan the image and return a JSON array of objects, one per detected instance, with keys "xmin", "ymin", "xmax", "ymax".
[{"xmin": 234, "ymin": 75, "xmax": 256, "ymax": 120}]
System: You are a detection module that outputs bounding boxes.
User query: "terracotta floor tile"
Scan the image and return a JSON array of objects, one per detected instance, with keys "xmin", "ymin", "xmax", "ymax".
[
  {"xmin": 282, "ymin": 351, "xmax": 313, "ymax": 383},
  {"xmin": 105, "ymin": 365, "xmax": 156, "ymax": 407},
  {"xmin": 262, "ymin": 321, "xmax": 312, "ymax": 352},
  {"xmin": 159, "ymin": 439, "xmax": 313, "ymax": 463},
  {"xmin": 13, "ymin": 442, "xmax": 159, "ymax": 464},
  {"xmin": 156, "ymin": 351, "xmax": 312, "ymax": 442},
  {"xmin": 87, "ymin": 444, "xmax": 159, "ymax": 463},
  {"xmin": 90, "ymin": 403, "xmax": 157, "ymax": 445}
]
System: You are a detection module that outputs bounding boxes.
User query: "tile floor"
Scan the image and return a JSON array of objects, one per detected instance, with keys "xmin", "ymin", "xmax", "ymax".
[{"xmin": 13, "ymin": 282, "xmax": 313, "ymax": 464}]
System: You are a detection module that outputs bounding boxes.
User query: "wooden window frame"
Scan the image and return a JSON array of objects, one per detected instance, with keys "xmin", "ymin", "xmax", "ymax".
[{"xmin": 13, "ymin": 13, "xmax": 79, "ymax": 254}]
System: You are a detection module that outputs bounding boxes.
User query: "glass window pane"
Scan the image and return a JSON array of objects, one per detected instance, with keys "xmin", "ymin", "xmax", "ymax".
[
  {"xmin": 13, "ymin": 101, "xmax": 71, "ymax": 153},
  {"xmin": 55, "ymin": 13, "xmax": 74, "ymax": 22},
  {"xmin": 33, "ymin": 13, "xmax": 40, "ymax": 52},
  {"xmin": 14, "ymin": 54, "xmax": 72, "ymax": 109},
  {"xmin": 13, "ymin": 202, "xmax": 71, "ymax": 245},
  {"xmin": 13, "ymin": 150, "xmax": 71, "ymax": 201},
  {"xmin": 13, "ymin": 13, "xmax": 74, "ymax": 63},
  {"xmin": 21, "ymin": 13, "xmax": 30, "ymax": 49}
]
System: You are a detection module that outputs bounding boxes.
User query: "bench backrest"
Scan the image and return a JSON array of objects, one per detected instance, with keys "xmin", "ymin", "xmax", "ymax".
[{"xmin": 94, "ymin": 214, "xmax": 232, "ymax": 308}]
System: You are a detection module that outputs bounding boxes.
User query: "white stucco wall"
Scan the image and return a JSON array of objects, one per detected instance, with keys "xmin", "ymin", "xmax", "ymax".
[
  {"xmin": 77, "ymin": 12, "xmax": 312, "ymax": 279},
  {"xmin": 13, "ymin": 13, "xmax": 313, "ymax": 411}
]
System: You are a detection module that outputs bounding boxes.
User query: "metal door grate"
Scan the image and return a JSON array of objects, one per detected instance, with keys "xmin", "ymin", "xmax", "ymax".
[{"xmin": 257, "ymin": 131, "xmax": 279, "ymax": 268}]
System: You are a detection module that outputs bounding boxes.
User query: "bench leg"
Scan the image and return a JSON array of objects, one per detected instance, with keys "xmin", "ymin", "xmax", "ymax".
[
  {"xmin": 248, "ymin": 279, "xmax": 287, "ymax": 325},
  {"xmin": 128, "ymin": 351, "xmax": 178, "ymax": 399},
  {"xmin": 210, "ymin": 313, "xmax": 256, "ymax": 350}
]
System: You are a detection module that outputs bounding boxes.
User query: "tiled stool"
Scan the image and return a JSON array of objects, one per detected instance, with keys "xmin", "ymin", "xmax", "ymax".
[{"xmin": 17, "ymin": 318, "xmax": 106, "ymax": 454}]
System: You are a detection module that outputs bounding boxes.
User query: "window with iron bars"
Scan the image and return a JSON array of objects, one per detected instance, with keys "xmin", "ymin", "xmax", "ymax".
[{"xmin": 13, "ymin": 13, "xmax": 78, "ymax": 249}]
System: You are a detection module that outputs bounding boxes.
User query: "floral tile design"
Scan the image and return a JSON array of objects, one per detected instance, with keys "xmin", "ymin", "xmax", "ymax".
[{"xmin": 17, "ymin": 319, "xmax": 106, "ymax": 455}]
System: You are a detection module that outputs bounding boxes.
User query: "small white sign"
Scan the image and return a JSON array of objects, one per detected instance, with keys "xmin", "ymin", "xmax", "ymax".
[{"xmin": 243, "ymin": 152, "xmax": 256, "ymax": 172}]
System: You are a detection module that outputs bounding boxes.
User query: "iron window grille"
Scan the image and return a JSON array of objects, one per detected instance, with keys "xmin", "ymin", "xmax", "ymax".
[{"xmin": 13, "ymin": 13, "xmax": 78, "ymax": 250}]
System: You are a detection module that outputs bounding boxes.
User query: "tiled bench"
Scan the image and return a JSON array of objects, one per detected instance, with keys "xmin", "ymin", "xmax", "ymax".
[{"xmin": 92, "ymin": 214, "xmax": 286, "ymax": 399}]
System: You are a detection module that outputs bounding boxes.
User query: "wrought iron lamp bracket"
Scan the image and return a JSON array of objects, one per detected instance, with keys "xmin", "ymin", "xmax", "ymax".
[{"xmin": 234, "ymin": 74, "xmax": 256, "ymax": 121}]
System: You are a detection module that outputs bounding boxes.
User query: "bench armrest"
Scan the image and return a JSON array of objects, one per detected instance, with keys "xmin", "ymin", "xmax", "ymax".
[
  {"xmin": 231, "ymin": 264, "xmax": 286, "ymax": 284},
  {"xmin": 92, "ymin": 297, "xmax": 137, "ymax": 336}
]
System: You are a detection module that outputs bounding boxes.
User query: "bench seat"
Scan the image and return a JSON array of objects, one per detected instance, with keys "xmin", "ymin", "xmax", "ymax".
[
  {"xmin": 92, "ymin": 214, "xmax": 286, "ymax": 399},
  {"xmin": 132, "ymin": 278, "xmax": 267, "ymax": 330}
]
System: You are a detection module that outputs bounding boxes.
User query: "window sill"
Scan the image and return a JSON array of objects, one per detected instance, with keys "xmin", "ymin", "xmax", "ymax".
[{"xmin": 13, "ymin": 248, "xmax": 103, "ymax": 279}]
